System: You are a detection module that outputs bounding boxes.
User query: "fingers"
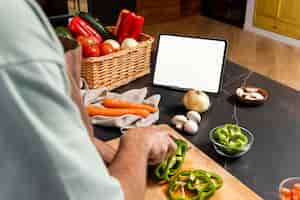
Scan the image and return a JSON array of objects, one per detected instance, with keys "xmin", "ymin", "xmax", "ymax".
[
  {"xmin": 126, "ymin": 125, "xmax": 180, "ymax": 166},
  {"xmin": 148, "ymin": 134, "xmax": 178, "ymax": 165},
  {"xmin": 166, "ymin": 137, "xmax": 177, "ymax": 158},
  {"xmin": 148, "ymin": 143, "xmax": 169, "ymax": 165}
]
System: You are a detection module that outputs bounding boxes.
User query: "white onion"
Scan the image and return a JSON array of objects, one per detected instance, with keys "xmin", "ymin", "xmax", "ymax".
[
  {"xmin": 103, "ymin": 39, "xmax": 120, "ymax": 50},
  {"xmin": 182, "ymin": 90, "xmax": 210, "ymax": 113},
  {"xmin": 121, "ymin": 38, "xmax": 138, "ymax": 49}
]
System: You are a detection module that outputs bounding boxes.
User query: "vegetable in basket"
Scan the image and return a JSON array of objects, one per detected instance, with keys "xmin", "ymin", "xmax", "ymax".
[
  {"xmin": 76, "ymin": 35, "xmax": 100, "ymax": 57},
  {"xmin": 115, "ymin": 9, "xmax": 145, "ymax": 43},
  {"xmin": 68, "ymin": 16, "xmax": 103, "ymax": 45},
  {"xmin": 99, "ymin": 43, "xmax": 114, "ymax": 56},
  {"xmin": 55, "ymin": 26, "xmax": 73, "ymax": 39},
  {"xmin": 78, "ymin": 12, "xmax": 115, "ymax": 40}
]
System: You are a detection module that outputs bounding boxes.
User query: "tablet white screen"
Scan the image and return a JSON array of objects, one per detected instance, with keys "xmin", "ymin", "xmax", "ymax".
[{"xmin": 153, "ymin": 35, "xmax": 226, "ymax": 93}]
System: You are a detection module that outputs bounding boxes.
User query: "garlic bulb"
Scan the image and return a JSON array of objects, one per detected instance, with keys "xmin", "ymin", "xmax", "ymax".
[
  {"xmin": 187, "ymin": 111, "xmax": 201, "ymax": 124},
  {"xmin": 183, "ymin": 120, "xmax": 198, "ymax": 135},
  {"xmin": 183, "ymin": 90, "xmax": 210, "ymax": 113}
]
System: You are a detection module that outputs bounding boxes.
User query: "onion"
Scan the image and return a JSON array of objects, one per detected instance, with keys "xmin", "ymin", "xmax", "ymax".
[
  {"xmin": 182, "ymin": 90, "xmax": 210, "ymax": 113},
  {"xmin": 103, "ymin": 39, "xmax": 120, "ymax": 51},
  {"xmin": 121, "ymin": 38, "xmax": 138, "ymax": 49}
]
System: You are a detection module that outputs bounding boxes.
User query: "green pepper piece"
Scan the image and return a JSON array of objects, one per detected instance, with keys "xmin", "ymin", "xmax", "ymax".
[
  {"xmin": 225, "ymin": 124, "xmax": 241, "ymax": 136},
  {"xmin": 199, "ymin": 185, "xmax": 216, "ymax": 200},
  {"xmin": 168, "ymin": 170, "xmax": 222, "ymax": 200},
  {"xmin": 176, "ymin": 139, "xmax": 188, "ymax": 155},
  {"xmin": 153, "ymin": 139, "xmax": 188, "ymax": 182},
  {"xmin": 237, "ymin": 133, "xmax": 248, "ymax": 144},
  {"xmin": 154, "ymin": 160, "xmax": 169, "ymax": 180},
  {"xmin": 206, "ymin": 172, "xmax": 223, "ymax": 190},
  {"xmin": 214, "ymin": 129, "xmax": 230, "ymax": 145},
  {"xmin": 168, "ymin": 170, "xmax": 204, "ymax": 200}
]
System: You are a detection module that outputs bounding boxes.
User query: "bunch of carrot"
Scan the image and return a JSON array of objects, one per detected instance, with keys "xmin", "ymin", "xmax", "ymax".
[
  {"xmin": 86, "ymin": 98, "xmax": 157, "ymax": 118},
  {"xmin": 280, "ymin": 183, "xmax": 300, "ymax": 200}
]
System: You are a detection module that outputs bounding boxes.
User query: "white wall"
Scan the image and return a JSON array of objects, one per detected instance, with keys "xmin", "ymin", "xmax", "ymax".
[{"xmin": 244, "ymin": 0, "xmax": 300, "ymax": 48}]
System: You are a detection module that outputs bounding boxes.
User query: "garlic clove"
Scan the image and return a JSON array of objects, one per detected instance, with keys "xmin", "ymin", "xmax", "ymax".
[
  {"xmin": 187, "ymin": 111, "xmax": 201, "ymax": 124},
  {"xmin": 183, "ymin": 120, "xmax": 198, "ymax": 135}
]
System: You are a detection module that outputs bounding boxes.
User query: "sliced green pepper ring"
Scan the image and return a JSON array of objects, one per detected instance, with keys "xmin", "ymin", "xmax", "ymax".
[
  {"xmin": 168, "ymin": 170, "xmax": 220, "ymax": 200},
  {"xmin": 213, "ymin": 124, "xmax": 249, "ymax": 154},
  {"xmin": 225, "ymin": 124, "xmax": 241, "ymax": 135},
  {"xmin": 206, "ymin": 172, "xmax": 223, "ymax": 190},
  {"xmin": 154, "ymin": 139, "xmax": 188, "ymax": 182}
]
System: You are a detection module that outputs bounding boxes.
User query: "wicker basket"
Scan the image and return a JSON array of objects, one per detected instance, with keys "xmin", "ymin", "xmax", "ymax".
[{"xmin": 81, "ymin": 27, "xmax": 154, "ymax": 90}]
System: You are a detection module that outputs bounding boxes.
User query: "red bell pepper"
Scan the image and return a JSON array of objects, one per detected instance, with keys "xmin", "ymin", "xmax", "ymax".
[
  {"xmin": 130, "ymin": 15, "xmax": 144, "ymax": 40},
  {"xmin": 68, "ymin": 16, "xmax": 103, "ymax": 45},
  {"xmin": 115, "ymin": 9, "xmax": 130, "ymax": 36},
  {"xmin": 115, "ymin": 10, "xmax": 145, "ymax": 42},
  {"xmin": 68, "ymin": 18, "xmax": 90, "ymax": 37},
  {"xmin": 117, "ymin": 12, "xmax": 136, "ymax": 43}
]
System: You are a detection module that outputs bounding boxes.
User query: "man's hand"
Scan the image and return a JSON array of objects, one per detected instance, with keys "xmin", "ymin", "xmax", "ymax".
[
  {"xmin": 124, "ymin": 126, "xmax": 177, "ymax": 165},
  {"xmin": 109, "ymin": 125, "xmax": 177, "ymax": 200}
]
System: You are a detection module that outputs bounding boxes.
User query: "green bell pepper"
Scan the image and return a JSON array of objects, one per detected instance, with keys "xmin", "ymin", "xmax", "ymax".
[
  {"xmin": 168, "ymin": 170, "xmax": 223, "ymax": 200},
  {"xmin": 154, "ymin": 139, "xmax": 188, "ymax": 181},
  {"xmin": 213, "ymin": 124, "xmax": 249, "ymax": 155}
]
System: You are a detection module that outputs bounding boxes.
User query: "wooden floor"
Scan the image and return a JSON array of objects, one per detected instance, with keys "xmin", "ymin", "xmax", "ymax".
[{"xmin": 144, "ymin": 15, "xmax": 300, "ymax": 91}]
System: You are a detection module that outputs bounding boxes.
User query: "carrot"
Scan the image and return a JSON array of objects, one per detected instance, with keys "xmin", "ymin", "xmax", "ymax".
[
  {"xmin": 281, "ymin": 188, "xmax": 292, "ymax": 200},
  {"xmin": 294, "ymin": 184, "xmax": 300, "ymax": 191},
  {"xmin": 102, "ymin": 98, "xmax": 158, "ymax": 113},
  {"xmin": 292, "ymin": 187, "xmax": 300, "ymax": 200},
  {"xmin": 86, "ymin": 105, "xmax": 150, "ymax": 118}
]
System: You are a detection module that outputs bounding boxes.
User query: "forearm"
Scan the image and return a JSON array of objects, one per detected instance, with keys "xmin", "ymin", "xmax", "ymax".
[
  {"xmin": 93, "ymin": 137, "xmax": 116, "ymax": 164},
  {"xmin": 108, "ymin": 136, "xmax": 149, "ymax": 200},
  {"xmin": 67, "ymin": 70, "xmax": 116, "ymax": 163}
]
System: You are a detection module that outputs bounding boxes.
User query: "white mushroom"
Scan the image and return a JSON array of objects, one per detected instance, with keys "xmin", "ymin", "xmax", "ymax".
[
  {"xmin": 236, "ymin": 88, "xmax": 244, "ymax": 97},
  {"xmin": 187, "ymin": 111, "xmax": 201, "ymax": 124},
  {"xmin": 184, "ymin": 120, "xmax": 198, "ymax": 135},
  {"xmin": 250, "ymin": 92, "xmax": 265, "ymax": 100},
  {"xmin": 244, "ymin": 95, "xmax": 257, "ymax": 101},
  {"xmin": 171, "ymin": 115, "xmax": 188, "ymax": 130},
  {"xmin": 244, "ymin": 87, "xmax": 258, "ymax": 93}
]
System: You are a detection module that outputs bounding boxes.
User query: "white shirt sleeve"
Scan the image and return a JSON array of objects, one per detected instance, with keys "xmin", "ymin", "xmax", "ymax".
[{"xmin": 0, "ymin": 0, "xmax": 124, "ymax": 199}]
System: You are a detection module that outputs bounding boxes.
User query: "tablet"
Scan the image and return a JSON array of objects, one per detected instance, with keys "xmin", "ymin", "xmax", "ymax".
[{"xmin": 153, "ymin": 34, "xmax": 227, "ymax": 94}]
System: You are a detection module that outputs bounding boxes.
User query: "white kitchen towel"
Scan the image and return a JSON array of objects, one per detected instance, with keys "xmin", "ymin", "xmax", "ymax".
[{"xmin": 81, "ymin": 86, "xmax": 160, "ymax": 128}]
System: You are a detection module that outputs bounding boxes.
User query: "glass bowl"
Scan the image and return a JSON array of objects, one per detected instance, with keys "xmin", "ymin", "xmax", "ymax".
[
  {"xmin": 279, "ymin": 177, "xmax": 300, "ymax": 200},
  {"xmin": 209, "ymin": 125, "xmax": 254, "ymax": 158}
]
